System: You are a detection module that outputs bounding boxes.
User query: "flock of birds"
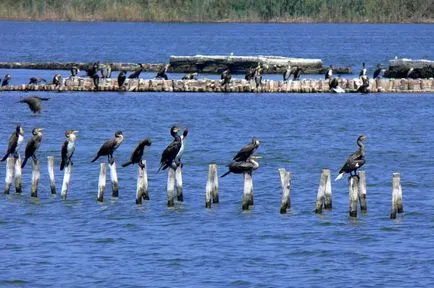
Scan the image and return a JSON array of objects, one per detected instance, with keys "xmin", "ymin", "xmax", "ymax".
[{"xmin": 0, "ymin": 120, "xmax": 367, "ymax": 182}]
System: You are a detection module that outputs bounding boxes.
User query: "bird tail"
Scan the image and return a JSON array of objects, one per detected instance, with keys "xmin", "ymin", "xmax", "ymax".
[
  {"xmin": 122, "ymin": 160, "xmax": 132, "ymax": 168},
  {"xmin": 335, "ymin": 173, "xmax": 344, "ymax": 181},
  {"xmin": 220, "ymin": 170, "xmax": 231, "ymax": 178},
  {"xmin": 91, "ymin": 155, "xmax": 99, "ymax": 163},
  {"xmin": 1, "ymin": 153, "xmax": 9, "ymax": 162},
  {"xmin": 21, "ymin": 157, "xmax": 28, "ymax": 168}
]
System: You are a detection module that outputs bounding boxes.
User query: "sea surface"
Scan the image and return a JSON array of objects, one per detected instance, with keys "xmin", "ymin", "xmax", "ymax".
[{"xmin": 0, "ymin": 21, "xmax": 433, "ymax": 287}]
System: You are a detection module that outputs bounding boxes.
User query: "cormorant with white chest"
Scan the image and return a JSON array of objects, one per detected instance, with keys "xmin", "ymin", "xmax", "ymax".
[
  {"xmin": 1, "ymin": 124, "xmax": 24, "ymax": 161},
  {"xmin": 21, "ymin": 128, "xmax": 43, "ymax": 168},
  {"xmin": 91, "ymin": 131, "xmax": 124, "ymax": 165},
  {"xmin": 60, "ymin": 130, "xmax": 78, "ymax": 170},
  {"xmin": 158, "ymin": 126, "xmax": 187, "ymax": 172},
  {"xmin": 335, "ymin": 135, "xmax": 367, "ymax": 181}
]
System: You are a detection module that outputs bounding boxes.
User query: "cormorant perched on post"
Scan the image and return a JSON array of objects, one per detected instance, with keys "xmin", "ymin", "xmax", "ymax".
[
  {"xmin": 157, "ymin": 126, "xmax": 183, "ymax": 172},
  {"xmin": 60, "ymin": 130, "xmax": 78, "ymax": 171},
  {"xmin": 230, "ymin": 137, "xmax": 261, "ymax": 163},
  {"xmin": 254, "ymin": 63, "xmax": 263, "ymax": 88},
  {"xmin": 373, "ymin": 64, "xmax": 383, "ymax": 79},
  {"xmin": 18, "ymin": 96, "xmax": 50, "ymax": 114},
  {"xmin": 156, "ymin": 64, "xmax": 170, "ymax": 80},
  {"xmin": 335, "ymin": 135, "xmax": 367, "ymax": 181},
  {"xmin": 52, "ymin": 74, "xmax": 62, "ymax": 86},
  {"xmin": 325, "ymin": 65, "xmax": 333, "ymax": 80},
  {"xmin": 291, "ymin": 66, "xmax": 302, "ymax": 80},
  {"xmin": 91, "ymin": 131, "xmax": 124, "ymax": 165},
  {"xmin": 182, "ymin": 72, "xmax": 198, "ymax": 80},
  {"xmin": 100, "ymin": 63, "xmax": 112, "ymax": 78},
  {"xmin": 117, "ymin": 70, "xmax": 127, "ymax": 87},
  {"xmin": 245, "ymin": 66, "xmax": 256, "ymax": 81},
  {"xmin": 21, "ymin": 128, "xmax": 43, "ymax": 168},
  {"xmin": 357, "ymin": 77, "xmax": 370, "ymax": 94},
  {"xmin": 221, "ymin": 67, "xmax": 232, "ymax": 86},
  {"xmin": 70, "ymin": 66, "xmax": 80, "ymax": 77},
  {"xmin": 128, "ymin": 64, "xmax": 145, "ymax": 79},
  {"xmin": 220, "ymin": 156, "xmax": 260, "ymax": 178},
  {"xmin": 122, "ymin": 138, "xmax": 152, "ymax": 168},
  {"xmin": 1, "ymin": 124, "xmax": 24, "ymax": 161},
  {"xmin": 28, "ymin": 77, "xmax": 47, "ymax": 85},
  {"xmin": 283, "ymin": 63, "xmax": 291, "ymax": 81},
  {"xmin": 359, "ymin": 62, "xmax": 367, "ymax": 80},
  {"xmin": 1, "ymin": 74, "xmax": 11, "ymax": 86}
]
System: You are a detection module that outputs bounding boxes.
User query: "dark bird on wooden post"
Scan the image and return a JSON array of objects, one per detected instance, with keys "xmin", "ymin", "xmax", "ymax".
[
  {"xmin": 157, "ymin": 126, "xmax": 183, "ymax": 172},
  {"xmin": 156, "ymin": 64, "xmax": 170, "ymax": 80},
  {"xmin": 18, "ymin": 96, "xmax": 50, "ymax": 114},
  {"xmin": 182, "ymin": 72, "xmax": 198, "ymax": 80},
  {"xmin": 21, "ymin": 128, "xmax": 43, "ymax": 168},
  {"xmin": 28, "ymin": 77, "xmax": 47, "ymax": 85},
  {"xmin": 1, "ymin": 74, "xmax": 11, "ymax": 86},
  {"xmin": 91, "ymin": 131, "xmax": 124, "ymax": 165},
  {"xmin": 128, "ymin": 63, "xmax": 145, "ymax": 79},
  {"xmin": 220, "ymin": 156, "xmax": 260, "ymax": 178},
  {"xmin": 335, "ymin": 135, "xmax": 367, "ymax": 181},
  {"xmin": 1, "ymin": 124, "xmax": 24, "ymax": 161},
  {"xmin": 232, "ymin": 137, "xmax": 260, "ymax": 162},
  {"xmin": 122, "ymin": 138, "xmax": 152, "ymax": 168},
  {"xmin": 117, "ymin": 70, "xmax": 127, "ymax": 87},
  {"xmin": 60, "ymin": 130, "xmax": 78, "ymax": 171}
]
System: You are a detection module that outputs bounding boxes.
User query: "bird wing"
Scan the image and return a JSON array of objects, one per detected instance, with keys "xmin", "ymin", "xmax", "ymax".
[
  {"xmin": 97, "ymin": 139, "xmax": 116, "ymax": 156},
  {"xmin": 21, "ymin": 97, "xmax": 41, "ymax": 113},
  {"xmin": 61, "ymin": 139, "xmax": 68, "ymax": 160},
  {"xmin": 24, "ymin": 138, "xmax": 36, "ymax": 158},
  {"xmin": 160, "ymin": 140, "xmax": 181, "ymax": 165},
  {"xmin": 233, "ymin": 143, "xmax": 255, "ymax": 161},
  {"xmin": 6, "ymin": 132, "xmax": 18, "ymax": 154}
]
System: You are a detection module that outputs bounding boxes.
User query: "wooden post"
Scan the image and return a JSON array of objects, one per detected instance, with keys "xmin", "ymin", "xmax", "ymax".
[
  {"xmin": 242, "ymin": 171, "xmax": 253, "ymax": 210},
  {"xmin": 315, "ymin": 169, "xmax": 327, "ymax": 214},
  {"xmin": 136, "ymin": 163, "xmax": 144, "ymax": 204},
  {"xmin": 142, "ymin": 161, "xmax": 149, "ymax": 200},
  {"xmin": 31, "ymin": 160, "xmax": 40, "ymax": 198},
  {"xmin": 109, "ymin": 161, "xmax": 119, "ymax": 198},
  {"xmin": 14, "ymin": 158, "xmax": 22, "ymax": 193},
  {"xmin": 358, "ymin": 171, "xmax": 367, "ymax": 212},
  {"xmin": 61, "ymin": 163, "xmax": 72, "ymax": 199},
  {"xmin": 205, "ymin": 163, "xmax": 218, "ymax": 208},
  {"xmin": 47, "ymin": 156, "xmax": 56, "ymax": 195},
  {"xmin": 96, "ymin": 163, "xmax": 107, "ymax": 202},
  {"xmin": 175, "ymin": 165, "xmax": 183, "ymax": 201},
  {"xmin": 4, "ymin": 157, "xmax": 14, "ymax": 194},
  {"xmin": 279, "ymin": 168, "xmax": 291, "ymax": 214},
  {"xmin": 348, "ymin": 176, "xmax": 359, "ymax": 217},
  {"xmin": 167, "ymin": 167, "xmax": 175, "ymax": 207},
  {"xmin": 323, "ymin": 169, "xmax": 332, "ymax": 209},
  {"xmin": 390, "ymin": 172, "xmax": 403, "ymax": 219}
]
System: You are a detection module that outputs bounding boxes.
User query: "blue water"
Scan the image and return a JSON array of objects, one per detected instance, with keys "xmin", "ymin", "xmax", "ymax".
[{"xmin": 0, "ymin": 22, "xmax": 433, "ymax": 287}]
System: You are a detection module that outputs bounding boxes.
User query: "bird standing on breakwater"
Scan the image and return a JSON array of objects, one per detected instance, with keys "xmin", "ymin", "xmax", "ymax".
[
  {"xmin": 91, "ymin": 131, "xmax": 124, "ymax": 165},
  {"xmin": 122, "ymin": 138, "xmax": 152, "ymax": 168},
  {"xmin": 52, "ymin": 74, "xmax": 62, "ymax": 86},
  {"xmin": 291, "ymin": 66, "xmax": 302, "ymax": 80},
  {"xmin": 117, "ymin": 70, "xmax": 127, "ymax": 88},
  {"xmin": 60, "ymin": 130, "xmax": 78, "ymax": 171},
  {"xmin": 221, "ymin": 67, "xmax": 232, "ymax": 86},
  {"xmin": 1, "ymin": 124, "xmax": 24, "ymax": 161},
  {"xmin": 359, "ymin": 62, "xmax": 367, "ymax": 80},
  {"xmin": 128, "ymin": 64, "xmax": 145, "ymax": 79},
  {"xmin": 18, "ymin": 96, "xmax": 50, "ymax": 114},
  {"xmin": 283, "ymin": 62, "xmax": 291, "ymax": 81},
  {"xmin": 28, "ymin": 77, "xmax": 47, "ymax": 85},
  {"xmin": 335, "ymin": 135, "xmax": 367, "ymax": 181},
  {"xmin": 325, "ymin": 65, "xmax": 333, "ymax": 80},
  {"xmin": 1, "ymin": 74, "xmax": 11, "ymax": 86},
  {"xmin": 156, "ymin": 64, "xmax": 170, "ymax": 80},
  {"xmin": 21, "ymin": 128, "xmax": 43, "ymax": 168},
  {"xmin": 373, "ymin": 64, "xmax": 383, "ymax": 79}
]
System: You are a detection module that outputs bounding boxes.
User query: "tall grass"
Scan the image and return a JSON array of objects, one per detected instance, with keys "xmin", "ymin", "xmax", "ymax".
[{"xmin": 0, "ymin": 0, "xmax": 432, "ymax": 23}]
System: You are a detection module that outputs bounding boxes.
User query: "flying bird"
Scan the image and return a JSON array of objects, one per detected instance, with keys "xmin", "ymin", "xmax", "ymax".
[{"xmin": 18, "ymin": 96, "xmax": 50, "ymax": 114}]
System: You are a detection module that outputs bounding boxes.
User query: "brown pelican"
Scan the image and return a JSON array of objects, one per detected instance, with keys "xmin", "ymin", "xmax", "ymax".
[
  {"xmin": 91, "ymin": 131, "xmax": 124, "ymax": 164},
  {"xmin": 335, "ymin": 135, "xmax": 367, "ymax": 181}
]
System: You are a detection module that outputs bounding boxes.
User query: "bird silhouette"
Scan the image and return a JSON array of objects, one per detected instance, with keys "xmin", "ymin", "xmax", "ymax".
[{"xmin": 18, "ymin": 96, "xmax": 50, "ymax": 114}]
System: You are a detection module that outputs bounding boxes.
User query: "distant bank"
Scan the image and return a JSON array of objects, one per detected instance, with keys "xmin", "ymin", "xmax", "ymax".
[{"xmin": 0, "ymin": 0, "xmax": 432, "ymax": 23}]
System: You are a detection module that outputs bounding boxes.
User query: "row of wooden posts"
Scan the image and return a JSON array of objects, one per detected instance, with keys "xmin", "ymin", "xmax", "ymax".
[{"xmin": 3, "ymin": 157, "xmax": 404, "ymax": 219}]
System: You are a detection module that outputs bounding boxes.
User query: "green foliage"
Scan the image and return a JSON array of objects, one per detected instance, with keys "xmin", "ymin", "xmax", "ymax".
[{"xmin": 0, "ymin": 0, "xmax": 432, "ymax": 22}]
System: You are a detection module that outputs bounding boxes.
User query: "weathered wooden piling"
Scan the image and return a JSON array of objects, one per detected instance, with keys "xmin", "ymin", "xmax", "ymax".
[
  {"xmin": 31, "ymin": 160, "xmax": 40, "ymax": 198},
  {"xmin": 358, "ymin": 171, "xmax": 367, "ymax": 212},
  {"xmin": 175, "ymin": 166, "xmax": 183, "ymax": 201},
  {"xmin": 14, "ymin": 158, "xmax": 22, "ymax": 193},
  {"xmin": 47, "ymin": 156, "xmax": 56, "ymax": 195},
  {"xmin": 348, "ymin": 177, "xmax": 359, "ymax": 217},
  {"xmin": 167, "ymin": 167, "xmax": 175, "ymax": 207},
  {"xmin": 390, "ymin": 172, "xmax": 403, "ymax": 219},
  {"xmin": 61, "ymin": 163, "xmax": 72, "ymax": 199},
  {"xmin": 205, "ymin": 163, "xmax": 218, "ymax": 208},
  {"xmin": 96, "ymin": 163, "xmax": 107, "ymax": 202},
  {"xmin": 315, "ymin": 169, "xmax": 328, "ymax": 214},
  {"xmin": 323, "ymin": 169, "xmax": 332, "ymax": 209},
  {"xmin": 135, "ymin": 161, "xmax": 149, "ymax": 204},
  {"xmin": 109, "ymin": 162, "xmax": 119, "ymax": 198},
  {"xmin": 4, "ymin": 157, "xmax": 15, "ymax": 194},
  {"xmin": 278, "ymin": 168, "xmax": 292, "ymax": 214},
  {"xmin": 242, "ymin": 172, "xmax": 254, "ymax": 210},
  {"xmin": 142, "ymin": 161, "xmax": 149, "ymax": 200}
]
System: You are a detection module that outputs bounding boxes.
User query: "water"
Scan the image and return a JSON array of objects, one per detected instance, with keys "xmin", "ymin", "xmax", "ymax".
[{"xmin": 0, "ymin": 22, "xmax": 433, "ymax": 287}]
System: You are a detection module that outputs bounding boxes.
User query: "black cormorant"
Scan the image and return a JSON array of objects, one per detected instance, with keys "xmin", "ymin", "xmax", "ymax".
[
  {"xmin": 28, "ymin": 77, "xmax": 47, "ymax": 85},
  {"xmin": 231, "ymin": 137, "xmax": 260, "ymax": 162},
  {"xmin": 329, "ymin": 77, "xmax": 339, "ymax": 90},
  {"xmin": 359, "ymin": 62, "xmax": 367, "ymax": 80},
  {"xmin": 283, "ymin": 63, "xmax": 291, "ymax": 81},
  {"xmin": 128, "ymin": 64, "xmax": 145, "ymax": 79},
  {"xmin": 357, "ymin": 77, "xmax": 370, "ymax": 94},
  {"xmin": 254, "ymin": 63, "xmax": 263, "ymax": 88},
  {"xmin": 117, "ymin": 70, "xmax": 127, "ymax": 87},
  {"xmin": 182, "ymin": 73, "xmax": 198, "ymax": 80},
  {"xmin": 325, "ymin": 65, "xmax": 333, "ymax": 80},
  {"xmin": 122, "ymin": 138, "xmax": 152, "ymax": 168},
  {"xmin": 221, "ymin": 67, "xmax": 232, "ymax": 86},
  {"xmin": 220, "ymin": 156, "xmax": 260, "ymax": 178},
  {"xmin": 292, "ymin": 66, "xmax": 302, "ymax": 80},
  {"xmin": 373, "ymin": 64, "xmax": 383, "ymax": 79},
  {"xmin": 1, "ymin": 74, "xmax": 11, "ymax": 86},
  {"xmin": 245, "ymin": 66, "xmax": 256, "ymax": 81},
  {"xmin": 18, "ymin": 96, "xmax": 50, "ymax": 114},
  {"xmin": 86, "ymin": 62, "xmax": 100, "ymax": 88},
  {"xmin": 335, "ymin": 135, "xmax": 367, "ymax": 181},
  {"xmin": 21, "ymin": 128, "xmax": 43, "ymax": 168},
  {"xmin": 156, "ymin": 64, "xmax": 170, "ymax": 80},
  {"xmin": 52, "ymin": 74, "xmax": 62, "ymax": 86},
  {"xmin": 157, "ymin": 126, "xmax": 182, "ymax": 172},
  {"xmin": 91, "ymin": 131, "xmax": 124, "ymax": 165},
  {"xmin": 60, "ymin": 130, "xmax": 78, "ymax": 171},
  {"xmin": 1, "ymin": 124, "xmax": 24, "ymax": 161}
]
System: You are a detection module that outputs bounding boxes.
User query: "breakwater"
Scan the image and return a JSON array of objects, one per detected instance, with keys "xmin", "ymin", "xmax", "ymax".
[{"xmin": 1, "ymin": 77, "xmax": 433, "ymax": 93}]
